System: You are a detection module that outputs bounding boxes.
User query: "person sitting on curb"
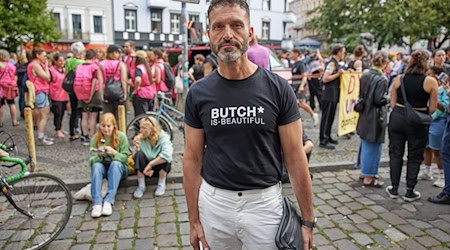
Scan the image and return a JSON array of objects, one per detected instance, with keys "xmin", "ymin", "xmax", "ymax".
[
  {"xmin": 89, "ymin": 112, "xmax": 130, "ymax": 218},
  {"xmin": 132, "ymin": 116, "xmax": 173, "ymax": 198}
]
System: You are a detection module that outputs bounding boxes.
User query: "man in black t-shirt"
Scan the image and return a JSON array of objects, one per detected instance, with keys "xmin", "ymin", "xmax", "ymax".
[
  {"xmin": 183, "ymin": 1, "xmax": 314, "ymax": 250},
  {"xmin": 291, "ymin": 49, "xmax": 319, "ymax": 126},
  {"xmin": 319, "ymin": 44, "xmax": 346, "ymax": 150}
]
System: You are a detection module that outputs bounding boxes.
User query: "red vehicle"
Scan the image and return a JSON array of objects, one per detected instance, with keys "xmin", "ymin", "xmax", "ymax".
[{"xmin": 166, "ymin": 44, "xmax": 292, "ymax": 83}]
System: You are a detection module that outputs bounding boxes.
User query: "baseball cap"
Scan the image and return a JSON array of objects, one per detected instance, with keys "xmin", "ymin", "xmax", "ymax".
[{"xmin": 107, "ymin": 44, "xmax": 124, "ymax": 53}]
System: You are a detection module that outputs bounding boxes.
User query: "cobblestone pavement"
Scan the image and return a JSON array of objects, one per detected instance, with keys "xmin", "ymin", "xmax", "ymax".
[
  {"xmin": 1, "ymin": 106, "xmax": 385, "ymax": 183},
  {"xmin": 18, "ymin": 167, "xmax": 444, "ymax": 250}
]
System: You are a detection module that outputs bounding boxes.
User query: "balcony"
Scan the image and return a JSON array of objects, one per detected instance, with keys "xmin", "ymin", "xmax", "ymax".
[
  {"xmin": 282, "ymin": 12, "xmax": 297, "ymax": 23},
  {"xmin": 147, "ymin": 0, "xmax": 168, "ymax": 8},
  {"xmin": 57, "ymin": 29, "xmax": 90, "ymax": 42}
]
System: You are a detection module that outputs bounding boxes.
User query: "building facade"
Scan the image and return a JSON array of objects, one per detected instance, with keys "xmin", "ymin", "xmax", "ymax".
[
  {"xmin": 46, "ymin": 0, "xmax": 114, "ymax": 52},
  {"xmin": 288, "ymin": 0, "xmax": 325, "ymax": 42},
  {"xmin": 113, "ymin": 0, "xmax": 288, "ymax": 49}
]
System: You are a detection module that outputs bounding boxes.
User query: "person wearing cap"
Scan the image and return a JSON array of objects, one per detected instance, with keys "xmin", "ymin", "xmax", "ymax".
[
  {"xmin": 101, "ymin": 45, "xmax": 128, "ymax": 119},
  {"xmin": 66, "ymin": 41, "xmax": 85, "ymax": 141},
  {"xmin": 131, "ymin": 51, "xmax": 157, "ymax": 116}
]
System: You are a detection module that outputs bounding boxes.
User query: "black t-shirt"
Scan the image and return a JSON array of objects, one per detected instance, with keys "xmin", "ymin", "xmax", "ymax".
[
  {"xmin": 291, "ymin": 60, "xmax": 307, "ymax": 85},
  {"xmin": 323, "ymin": 57, "xmax": 342, "ymax": 102},
  {"xmin": 185, "ymin": 67, "xmax": 301, "ymax": 191}
]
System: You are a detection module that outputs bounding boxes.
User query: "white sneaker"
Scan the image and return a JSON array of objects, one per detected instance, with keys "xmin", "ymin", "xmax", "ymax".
[
  {"xmin": 91, "ymin": 205, "xmax": 102, "ymax": 218},
  {"xmin": 433, "ymin": 174, "xmax": 445, "ymax": 188},
  {"xmin": 312, "ymin": 113, "xmax": 319, "ymax": 127},
  {"xmin": 101, "ymin": 201, "xmax": 113, "ymax": 216},
  {"xmin": 155, "ymin": 184, "xmax": 165, "ymax": 196},
  {"xmin": 38, "ymin": 137, "xmax": 54, "ymax": 146},
  {"xmin": 418, "ymin": 171, "xmax": 433, "ymax": 181}
]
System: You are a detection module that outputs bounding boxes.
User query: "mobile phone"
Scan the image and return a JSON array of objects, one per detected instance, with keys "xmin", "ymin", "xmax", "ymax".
[{"xmin": 438, "ymin": 72, "xmax": 448, "ymax": 84}]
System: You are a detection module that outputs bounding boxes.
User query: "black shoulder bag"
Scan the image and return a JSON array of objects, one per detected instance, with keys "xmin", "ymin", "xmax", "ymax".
[
  {"xmin": 399, "ymin": 76, "xmax": 431, "ymax": 125},
  {"xmin": 275, "ymin": 197, "xmax": 304, "ymax": 250}
]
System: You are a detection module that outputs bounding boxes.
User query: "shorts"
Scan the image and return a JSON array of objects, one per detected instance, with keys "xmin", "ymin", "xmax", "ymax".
[
  {"xmin": 428, "ymin": 117, "xmax": 446, "ymax": 150},
  {"xmin": 78, "ymin": 91, "xmax": 102, "ymax": 113},
  {"xmin": 291, "ymin": 83, "xmax": 307, "ymax": 101},
  {"xmin": 36, "ymin": 92, "xmax": 50, "ymax": 108},
  {"xmin": 0, "ymin": 98, "xmax": 15, "ymax": 106}
]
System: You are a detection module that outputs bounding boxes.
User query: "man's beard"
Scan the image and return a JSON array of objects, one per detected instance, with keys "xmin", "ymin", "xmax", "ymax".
[{"xmin": 211, "ymin": 37, "xmax": 249, "ymax": 62}]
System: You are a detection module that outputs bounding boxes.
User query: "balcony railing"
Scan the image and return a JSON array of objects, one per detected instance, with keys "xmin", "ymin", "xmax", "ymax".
[{"xmin": 57, "ymin": 29, "xmax": 90, "ymax": 42}]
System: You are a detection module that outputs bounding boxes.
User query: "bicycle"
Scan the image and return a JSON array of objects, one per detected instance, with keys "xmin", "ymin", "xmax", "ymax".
[
  {"xmin": 0, "ymin": 131, "xmax": 72, "ymax": 250},
  {"xmin": 127, "ymin": 91, "xmax": 185, "ymax": 142}
]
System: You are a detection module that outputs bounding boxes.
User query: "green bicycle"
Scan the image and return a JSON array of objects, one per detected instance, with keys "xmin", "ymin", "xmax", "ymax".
[{"xmin": 0, "ymin": 131, "xmax": 72, "ymax": 250}]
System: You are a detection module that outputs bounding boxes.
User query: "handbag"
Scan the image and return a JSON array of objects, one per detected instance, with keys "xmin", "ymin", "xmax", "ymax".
[
  {"xmin": 275, "ymin": 197, "xmax": 304, "ymax": 250},
  {"xmin": 400, "ymin": 76, "xmax": 431, "ymax": 125},
  {"xmin": 354, "ymin": 99, "xmax": 365, "ymax": 113},
  {"xmin": 104, "ymin": 62, "xmax": 124, "ymax": 102}
]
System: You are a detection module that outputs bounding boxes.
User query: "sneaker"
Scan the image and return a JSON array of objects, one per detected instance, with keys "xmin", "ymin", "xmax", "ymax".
[
  {"xmin": 403, "ymin": 190, "xmax": 421, "ymax": 202},
  {"xmin": 91, "ymin": 205, "xmax": 102, "ymax": 218},
  {"xmin": 101, "ymin": 201, "xmax": 113, "ymax": 216},
  {"xmin": 433, "ymin": 174, "xmax": 445, "ymax": 188},
  {"xmin": 133, "ymin": 187, "xmax": 145, "ymax": 199},
  {"xmin": 38, "ymin": 137, "xmax": 54, "ymax": 146},
  {"xmin": 81, "ymin": 135, "xmax": 90, "ymax": 146},
  {"xmin": 312, "ymin": 113, "xmax": 319, "ymax": 126},
  {"xmin": 385, "ymin": 186, "xmax": 399, "ymax": 199},
  {"xmin": 155, "ymin": 184, "xmax": 166, "ymax": 196},
  {"xmin": 319, "ymin": 143, "xmax": 335, "ymax": 150},
  {"xmin": 418, "ymin": 171, "xmax": 433, "ymax": 181},
  {"xmin": 69, "ymin": 134, "xmax": 80, "ymax": 141},
  {"xmin": 44, "ymin": 136, "xmax": 55, "ymax": 142}
]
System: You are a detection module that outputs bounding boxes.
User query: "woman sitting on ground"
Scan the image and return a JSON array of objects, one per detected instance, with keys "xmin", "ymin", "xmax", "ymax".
[
  {"xmin": 132, "ymin": 116, "xmax": 173, "ymax": 198},
  {"xmin": 89, "ymin": 112, "xmax": 130, "ymax": 218}
]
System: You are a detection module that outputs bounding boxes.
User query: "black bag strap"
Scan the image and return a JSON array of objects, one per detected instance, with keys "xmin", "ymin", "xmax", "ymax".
[
  {"xmin": 0, "ymin": 62, "xmax": 9, "ymax": 81},
  {"xmin": 399, "ymin": 75, "xmax": 410, "ymax": 105}
]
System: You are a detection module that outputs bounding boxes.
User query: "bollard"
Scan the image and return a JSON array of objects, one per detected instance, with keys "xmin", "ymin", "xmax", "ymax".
[
  {"xmin": 24, "ymin": 107, "xmax": 37, "ymax": 172},
  {"xmin": 118, "ymin": 105, "xmax": 126, "ymax": 133}
]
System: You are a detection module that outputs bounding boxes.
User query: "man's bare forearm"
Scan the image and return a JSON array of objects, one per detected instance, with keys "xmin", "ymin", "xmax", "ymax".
[
  {"xmin": 286, "ymin": 157, "xmax": 314, "ymax": 222},
  {"xmin": 183, "ymin": 159, "xmax": 203, "ymax": 223}
]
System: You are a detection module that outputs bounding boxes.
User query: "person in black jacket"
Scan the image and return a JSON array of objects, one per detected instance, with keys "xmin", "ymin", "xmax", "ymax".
[{"xmin": 356, "ymin": 51, "xmax": 389, "ymax": 188}]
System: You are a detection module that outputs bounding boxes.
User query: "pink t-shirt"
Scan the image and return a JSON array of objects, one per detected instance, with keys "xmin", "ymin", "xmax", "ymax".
[
  {"xmin": 133, "ymin": 64, "xmax": 156, "ymax": 99},
  {"xmin": 0, "ymin": 61, "xmax": 16, "ymax": 87},
  {"xmin": 27, "ymin": 61, "xmax": 50, "ymax": 94},
  {"xmin": 247, "ymin": 44, "xmax": 270, "ymax": 70},
  {"xmin": 49, "ymin": 66, "xmax": 69, "ymax": 102},
  {"xmin": 102, "ymin": 60, "xmax": 122, "ymax": 82}
]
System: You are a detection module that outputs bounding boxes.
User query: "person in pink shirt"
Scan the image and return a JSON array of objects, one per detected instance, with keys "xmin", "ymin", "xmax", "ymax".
[
  {"xmin": 101, "ymin": 45, "xmax": 127, "ymax": 119},
  {"xmin": 132, "ymin": 51, "xmax": 157, "ymax": 116},
  {"xmin": 0, "ymin": 50, "xmax": 18, "ymax": 127},
  {"xmin": 247, "ymin": 34, "xmax": 270, "ymax": 70},
  {"xmin": 49, "ymin": 53, "xmax": 68, "ymax": 138},
  {"xmin": 28, "ymin": 47, "xmax": 53, "ymax": 146}
]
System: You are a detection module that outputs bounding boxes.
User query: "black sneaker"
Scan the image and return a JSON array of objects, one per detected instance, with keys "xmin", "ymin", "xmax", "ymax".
[
  {"xmin": 385, "ymin": 186, "xmax": 399, "ymax": 199},
  {"xmin": 319, "ymin": 143, "xmax": 335, "ymax": 150},
  {"xmin": 403, "ymin": 190, "xmax": 421, "ymax": 202},
  {"xmin": 329, "ymin": 138, "xmax": 338, "ymax": 144},
  {"xmin": 428, "ymin": 192, "xmax": 450, "ymax": 205}
]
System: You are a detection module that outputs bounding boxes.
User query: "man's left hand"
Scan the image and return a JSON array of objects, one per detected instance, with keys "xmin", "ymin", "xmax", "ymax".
[{"xmin": 301, "ymin": 226, "xmax": 314, "ymax": 250}]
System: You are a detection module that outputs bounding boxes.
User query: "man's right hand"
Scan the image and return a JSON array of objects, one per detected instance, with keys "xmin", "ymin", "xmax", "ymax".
[{"xmin": 190, "ymin": 221, "xmax": 209, "ymax": 250}]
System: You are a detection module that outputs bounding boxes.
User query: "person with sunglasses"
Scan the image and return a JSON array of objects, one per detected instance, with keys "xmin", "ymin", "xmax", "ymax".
[{"xmin": 132, "ymin": 116, "xmax": 173, "ymax": 198}]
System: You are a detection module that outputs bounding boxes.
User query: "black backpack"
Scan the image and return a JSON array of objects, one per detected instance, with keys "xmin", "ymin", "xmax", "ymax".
[
  {"xmin": 62, "ymin": 69, "xmax": 75, "ymax": 94},
  {"xmin": 163, "ymin": 63, "xmax": 175, "ymax": 89}
]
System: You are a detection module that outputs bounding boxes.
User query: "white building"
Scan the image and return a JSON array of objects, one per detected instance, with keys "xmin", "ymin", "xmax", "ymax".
[
  {"xmin": 113, "ymin": 0, "xmax": 288, "ymax": 49},
  {"xmin": 47, "ymin": 0, "xmax": 114, "ymax": 52}
]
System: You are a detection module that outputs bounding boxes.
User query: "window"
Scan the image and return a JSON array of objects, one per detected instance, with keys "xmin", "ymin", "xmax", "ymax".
[
  {"xmin": 190, "ymin": 15, "xmax": 199, "ymax": 23},
  {"xmin": 93, "ymin": 16, "xmax": 103, "ymax": 33},
  {"xmin": 125, "ymin": 9, "xmax": 137, "ymax": 32},
  {"xmin": 262, "ymin": 0, "xmax": 270, "ymax": 10},
  {"xmin": 151, "ymin": 9, "xmax": 162, "ymax": 33},
  {"xmin": 262, "ymin": 21, "xmax": 270, "ymax": 40},
  {"xmin": 170, "ymin": 13, "xmax": 180, "ymax": 34},
  {"xmin": 72, "ymin": 14, "xmax": 82, "ymax": 39},
  {"xmin": 54, "ymin": 13, "xmax": 61, "ymax": 31}
]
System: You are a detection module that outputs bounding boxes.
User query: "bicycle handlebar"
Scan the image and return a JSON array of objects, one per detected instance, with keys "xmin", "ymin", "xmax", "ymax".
[
  {"xmin": 157, "ymin": 91, "xmax": 172, "ymax": 102},
  {"xmin": 0, "ymin": 144, "xmax": 28, "ymax": 183}
]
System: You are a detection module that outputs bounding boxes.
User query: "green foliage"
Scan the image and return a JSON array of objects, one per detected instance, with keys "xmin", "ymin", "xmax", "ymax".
[
  {"xmin": 312, "ymin": 0, "xmax": 450, "ymax": 49},
  {"xmin": 0, "ymin": 0, "xmax": 60, "ymax": 51}
]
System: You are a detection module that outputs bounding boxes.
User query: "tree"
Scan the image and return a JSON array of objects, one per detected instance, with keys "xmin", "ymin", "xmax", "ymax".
[
  {"xmin": 312, "ymin": 0, "xmax": 450, "ymax": 50},
  {"xmin": 0, "ymin": 0, "xmax": 60, "ymax": 51}
]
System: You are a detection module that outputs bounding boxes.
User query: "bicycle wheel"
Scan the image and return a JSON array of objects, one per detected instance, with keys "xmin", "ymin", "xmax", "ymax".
[
  {"xmin": 126, "ymin": 112, "xmax": 174, "ymax": 142},
  {"xmin": 0, "ymin": 173, "xmax": 72, "ymax": 250}
]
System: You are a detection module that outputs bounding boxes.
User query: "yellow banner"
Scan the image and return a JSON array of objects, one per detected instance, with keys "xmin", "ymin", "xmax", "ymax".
[{"xmin": 338, "ymin": 72, "xmax": 362, "ymax": 136}]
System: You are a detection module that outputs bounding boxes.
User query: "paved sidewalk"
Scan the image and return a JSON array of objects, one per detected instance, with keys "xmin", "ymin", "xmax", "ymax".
[{"xmin": 26, "ymin": 167, "xmax": 448, "ymax": 250}]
